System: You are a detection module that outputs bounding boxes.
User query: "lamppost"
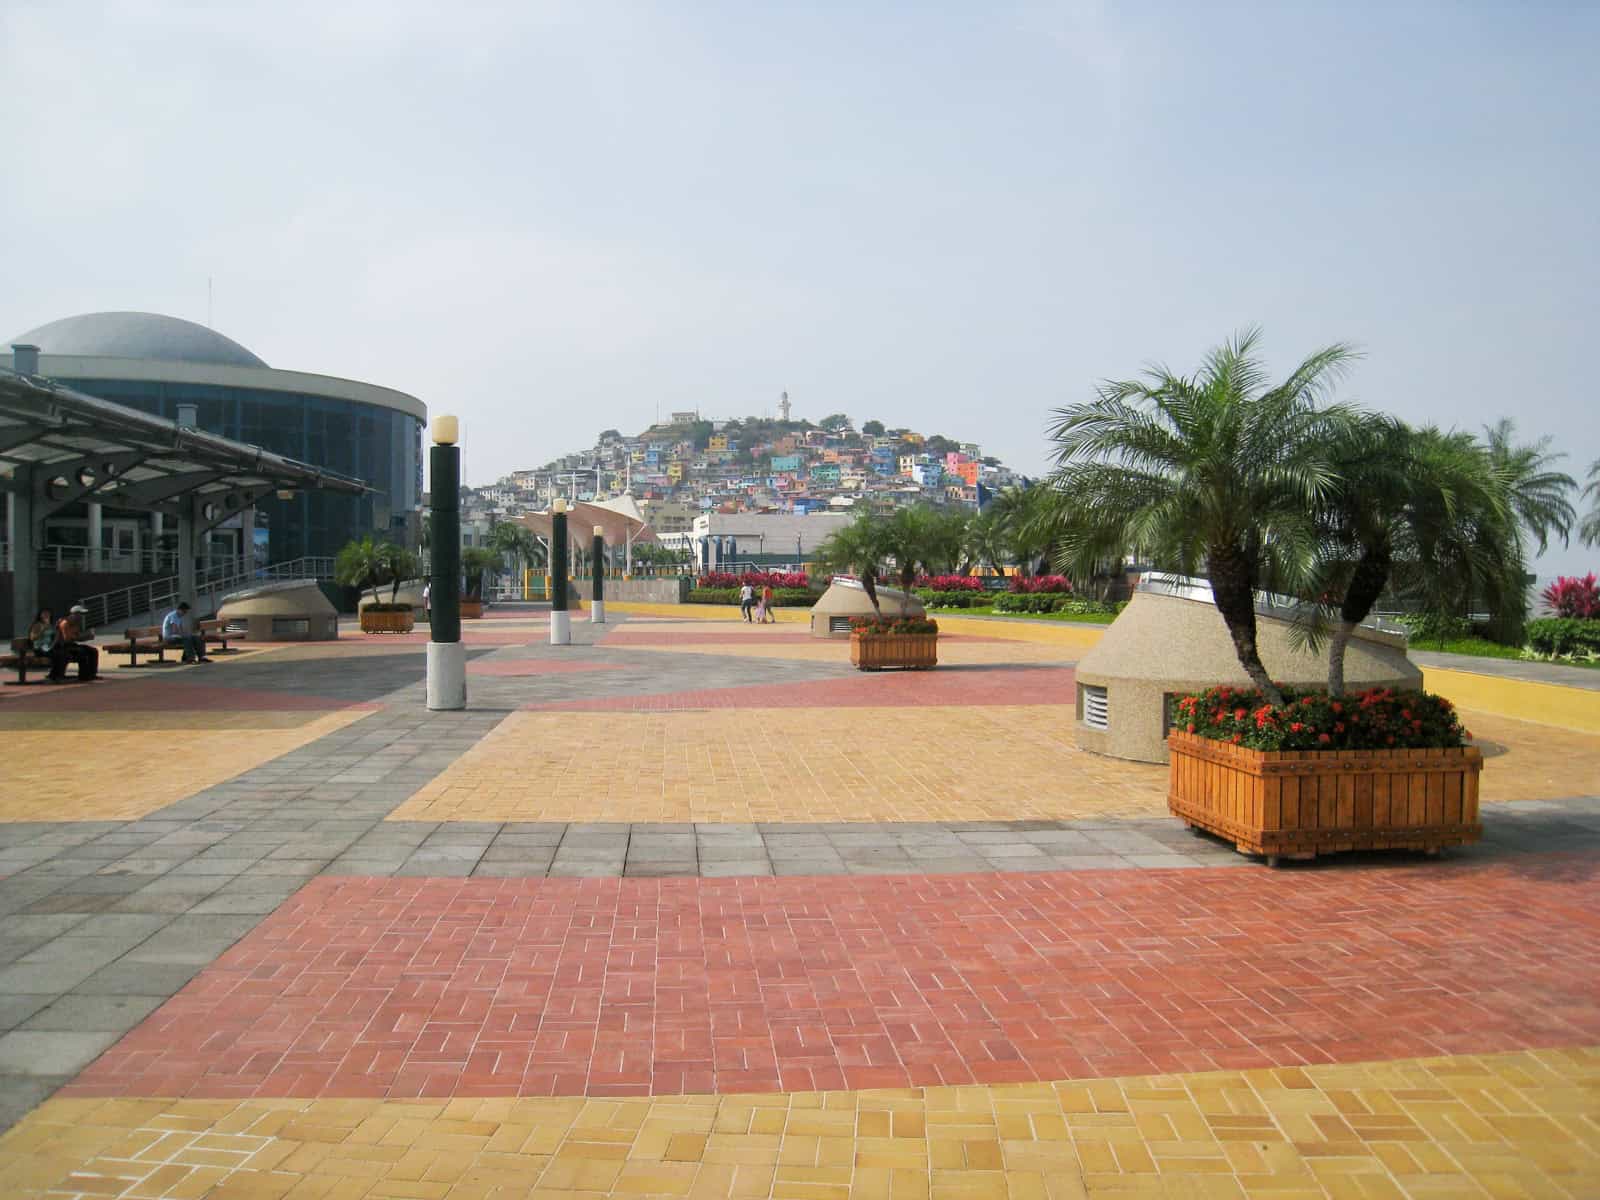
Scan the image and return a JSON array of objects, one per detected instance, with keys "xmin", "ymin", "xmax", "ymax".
[
  {"xmin": 550, "ymin": 498, "xmax": 570, "ymax": 645},
  {"xmin": 591, "ymin": 525, "xmax": 606, "ymax": 623},
  {"xmin": 427, "ymin": 415, "xmax": 465, "ymax": 710}
]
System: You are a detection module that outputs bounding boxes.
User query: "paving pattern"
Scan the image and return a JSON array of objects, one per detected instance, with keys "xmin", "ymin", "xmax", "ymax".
[{"xmin": 0, "ymin": 603, "xmax": 1596, "ymax": 1197}]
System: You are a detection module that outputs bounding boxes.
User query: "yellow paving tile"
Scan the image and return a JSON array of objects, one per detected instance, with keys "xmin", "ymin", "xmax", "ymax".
[
  {"xmin": 387, "ymin": 705, "xmax": 1169, "ymax": 824},
  {"xmin": 0, "ymin": 708, "xmax": 371, "ymax": 822},
  {"xmin": 3, "ymin": 1047, "xmax": 1596, "ymax": 1199}
]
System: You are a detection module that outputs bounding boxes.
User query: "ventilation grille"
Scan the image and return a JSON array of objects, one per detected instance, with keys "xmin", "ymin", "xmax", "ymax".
[{"xmin": 1082, "ymin": 685, "xmax": 1109, "ymax": 730}]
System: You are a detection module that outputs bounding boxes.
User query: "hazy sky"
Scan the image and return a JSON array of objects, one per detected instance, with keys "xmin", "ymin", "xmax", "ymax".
[{"xmin": 3, "ymin": 1, "xmax": 1596, "ymax": 572}]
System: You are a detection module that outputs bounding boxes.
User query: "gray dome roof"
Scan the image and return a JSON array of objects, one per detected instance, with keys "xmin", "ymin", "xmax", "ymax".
[{"xmin": 8, "ymin": 311, "xmax": 267, "ymax": 368}]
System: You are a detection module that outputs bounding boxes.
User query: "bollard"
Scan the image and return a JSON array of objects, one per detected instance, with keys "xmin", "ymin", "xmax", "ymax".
[{"xmin": 591, "ymin": 526, "xmax": 606, "ymax": 623}]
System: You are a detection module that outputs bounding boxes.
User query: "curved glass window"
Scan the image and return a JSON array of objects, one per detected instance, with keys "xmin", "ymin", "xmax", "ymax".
[{"xmin": 56, "ymin": 378, "xmax": 422, "ymax": 563}]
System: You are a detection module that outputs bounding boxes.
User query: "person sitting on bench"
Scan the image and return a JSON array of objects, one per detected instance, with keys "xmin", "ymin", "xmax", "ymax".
[
  {"xmin": 50, "ymin": 605, "xmax": 99, "ymax": 682},
  {"xmin": 161, "ymin": 601, "xmax": 212, "ymax": 664},
  {"xmin": 28, "ymin": 608, "xmax": 55, "ymax": 654}
]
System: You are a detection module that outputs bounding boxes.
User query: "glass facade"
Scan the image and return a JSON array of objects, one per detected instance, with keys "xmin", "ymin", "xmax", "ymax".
[{"xmin": 56, "ymin": 377, "xmax": 423, "ymax": 563}]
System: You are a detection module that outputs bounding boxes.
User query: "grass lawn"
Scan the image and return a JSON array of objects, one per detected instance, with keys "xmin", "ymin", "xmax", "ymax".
[{"xmin": 1411, "ymin": 636, "xmax": 1600, "ymax": 670}]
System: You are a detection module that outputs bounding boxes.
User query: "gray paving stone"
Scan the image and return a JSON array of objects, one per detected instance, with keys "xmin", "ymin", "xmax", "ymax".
[
  {"xmin": 0, "ymin": 1030, "xmax": 122, "ymax": 1075},
  {"xmin": 0, "ymin": 957, "xmax": 105, "ymax": 994},
  {"xmin": 21, "ymin": 992, "xmax": 166, "ymax": 1032},
  {"xmin": 697, "ymin": 860, "xmax": 773, "ymax": 877},
  {"xmin": 0, "ymin": 995, "xmax": 53, "ymax": 1031}
]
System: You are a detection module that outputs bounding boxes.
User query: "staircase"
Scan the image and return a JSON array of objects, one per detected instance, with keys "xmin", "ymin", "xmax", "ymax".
[{"xmin": 76, "ymin": 557, "xmax": 336, "ymax": 631}]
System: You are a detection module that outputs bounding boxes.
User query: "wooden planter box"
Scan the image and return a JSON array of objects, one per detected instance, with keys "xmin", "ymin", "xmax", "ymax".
[
  {"xmin": 359, "ymin": 609, "xmax": 414, "ymax": 635},
  {"xmin": 1167, "ymin": 730, "xmax": 1482, "ymax": 864},
  {"xmin": 459, "ymin": 598, "xmax": 484, "ymax": 620},
  {"xmin": 850, "ymin": 632, "xmax": 938, "ymax": 671}
]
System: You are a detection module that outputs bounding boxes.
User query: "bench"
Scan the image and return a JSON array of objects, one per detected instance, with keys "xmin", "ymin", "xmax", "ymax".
[
  {"xmin": 199, "ymin": 618, "xmax": 243, "ymax": 654},
  {"xmin": 2, "ymin": 637, "xmax": 54, "ymax": 686},
  {"xmin": 102, "ymin": 625, "xmax": 178, "ymax": 668}
]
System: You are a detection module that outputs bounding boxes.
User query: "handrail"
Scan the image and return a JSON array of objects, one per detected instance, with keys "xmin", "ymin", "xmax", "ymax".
[{"xmin": 72, "ymin": 556, "xmax": 337, "ymax": 629}]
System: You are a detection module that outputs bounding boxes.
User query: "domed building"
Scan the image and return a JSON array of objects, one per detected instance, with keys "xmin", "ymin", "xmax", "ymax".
[{"xmin": 2, "ymin": 312, "xmax": 425, "ymax": 565}]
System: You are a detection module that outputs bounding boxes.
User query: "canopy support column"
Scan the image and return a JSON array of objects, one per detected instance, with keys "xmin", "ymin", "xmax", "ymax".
[{"xmin": 9, "ymin": 471, "xmax": 38, "ymax": 630}]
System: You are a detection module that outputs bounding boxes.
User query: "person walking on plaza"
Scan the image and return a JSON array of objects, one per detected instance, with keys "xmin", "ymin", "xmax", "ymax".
[
  {"xmin": 760, "ymin": 583, "xmax": 776, "ymax": 624},
  {"xmin": 162, "ymin": 601, "xmax": 212, "ymax": 664},
  {"xmin": 739, "ymin": 581, "xmax": 756, "ymax": 622},
  {"xmin": 49, "ymin": 604, "xmax": 99, "ymax": 682}
]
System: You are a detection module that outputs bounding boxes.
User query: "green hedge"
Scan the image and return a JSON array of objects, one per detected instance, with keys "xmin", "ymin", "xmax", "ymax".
[
  {"xmin": 992, "ymin": 594, "xmax": 1122, "ymax": 615},
  {"xmin": 914, "ymin": 589, "xmax": 987, "ymax": 609},
  {"xmin": 1525, "ymin": 617, "xmax": 1600, "ymax": 656},
  {"xmin": 686, "ymin": 588, "xmax": 818, "ymax": 608}
]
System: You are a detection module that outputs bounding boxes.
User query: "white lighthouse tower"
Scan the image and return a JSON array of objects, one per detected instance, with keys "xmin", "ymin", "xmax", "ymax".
[{"xmin": 779, "ymin": 390, "xmax": 791, "ymax": 423}]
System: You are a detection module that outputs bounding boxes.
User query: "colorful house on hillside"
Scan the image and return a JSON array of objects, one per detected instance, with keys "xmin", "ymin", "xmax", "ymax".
[
  {"xmin": 771, "ymin": 453, "xmax": 803, "ymax": 472},
  {"xmin": 810, "ymin": 463, "xmax": 842, "ymax": 486}
]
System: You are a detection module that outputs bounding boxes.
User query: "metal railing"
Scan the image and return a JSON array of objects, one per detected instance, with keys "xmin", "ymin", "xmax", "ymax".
[
  {"xmin": 31, "ymin": 544, "xmax": 181, "ymax": 575},
  {"xmin": 74, "ymin": 556, "xmax": 336, "ymax": 630}
]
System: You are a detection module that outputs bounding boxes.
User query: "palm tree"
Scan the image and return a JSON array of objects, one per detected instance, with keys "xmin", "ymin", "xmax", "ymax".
[
  {"xmin": 1314, "ymin": 419, "xmax": 1509, "ymax": 694},
  {"xmin": 1047, "ymin": 329, "xmax": 1359, "ymax": 705},
  {"xmin": 816, "ymin": 512, "xmax": 890, "ymax": 616},
  {"xmin": 334, "ymin": 535, "xmax": 392, "ymax": 605},
  {"xmin": 380, "ymin": 544, "xmax": 421, "ymax": 605},
  {"xmin": 461, "ymin": 546, "xmax": 501, "ymax": 600},
  {"xmin": 1583, "ymin": 459, "xmax": 1600, "ymax": 547},
  {"xmin": 1481, "ymin": 419, "xmax": 1577, "ymax": 555},
  {"xmin": 488, "ymin": 522, "xmax": 542, "ymax": 597}
]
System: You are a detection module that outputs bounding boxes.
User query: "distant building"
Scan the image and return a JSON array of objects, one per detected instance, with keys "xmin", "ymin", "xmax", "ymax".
[{"xmin": 663, "ymin": 511, "xmax": 852, "ymax": 571}]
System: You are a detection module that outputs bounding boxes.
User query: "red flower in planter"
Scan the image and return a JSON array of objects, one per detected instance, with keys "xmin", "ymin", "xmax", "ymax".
[{"xmin": 1318, "ymin": 733, "xmax": 1331, "ymax": 744}]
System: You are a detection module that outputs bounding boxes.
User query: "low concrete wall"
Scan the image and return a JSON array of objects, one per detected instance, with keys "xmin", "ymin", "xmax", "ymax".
[{"xmin": 605, "ymin": 577, "xmax": 690, "ymax": 604}]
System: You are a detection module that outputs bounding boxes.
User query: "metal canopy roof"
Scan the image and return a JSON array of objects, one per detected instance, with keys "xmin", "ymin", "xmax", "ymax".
[{"xmin": 0, "ymin": 366, "xmax": 367, "ymax": 523}]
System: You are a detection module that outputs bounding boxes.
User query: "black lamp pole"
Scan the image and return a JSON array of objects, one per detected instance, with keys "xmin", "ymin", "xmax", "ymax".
[
  {"xmin": 591, "ymin": 526, "xmax": 605, "ymax": 623},
  {"xmin": 426, "ymin": 418, "xmax": 464, "ymax": 709},
  {"xmin": 550, "ymin": 501, "xmax": 570, "ymax": 644}
]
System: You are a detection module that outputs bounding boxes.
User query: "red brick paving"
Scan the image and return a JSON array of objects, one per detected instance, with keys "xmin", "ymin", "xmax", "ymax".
[
  {"xmin": 467, "ymin": 659, "xmax": 628, "ymax": 677},
  {"xmin": 65, "ymin": 859, "xmax": 1600, "ymax": 1100},
  {"xmin": 601, "ymin": 632, "xmax": 1010, "ymax": 646},
  {"xmin": 526, "ymin": 666, "xmax": 1076, "ymax": 711}
]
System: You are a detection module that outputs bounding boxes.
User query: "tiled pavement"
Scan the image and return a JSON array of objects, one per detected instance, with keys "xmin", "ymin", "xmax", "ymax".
[{"xmin": 1, "ymin": 605, "xmax": 1598, "ymax": 1196}]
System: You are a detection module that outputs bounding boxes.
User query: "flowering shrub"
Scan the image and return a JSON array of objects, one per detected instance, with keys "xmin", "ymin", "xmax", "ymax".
[
  {"xmin": 1542, "ymin": 574, "xmax": 1600, "ymax": 619},
  {"xmin": 1172, "ymin": 685, "xmax": 1468, "ymax": 751},
  {"xmin": 914, "ymin": 574, "xmax": 984, "ymax": 592},
  {"xmin": 1009, "ymin": 575, "xmax": 1074, "ymax": 594},
  {"xmin": 849, "ymin": 616, "xmax": 939, "ymax": 636},
  {"xmin": 697, "ymin": 571, "xmax": 809, "ymax": 589}
]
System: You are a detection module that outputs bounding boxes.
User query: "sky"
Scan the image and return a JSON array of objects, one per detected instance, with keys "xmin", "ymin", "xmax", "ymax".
[{"xmin": 2, "ymin": 0, "xmax": 1596, "ymax": 573}]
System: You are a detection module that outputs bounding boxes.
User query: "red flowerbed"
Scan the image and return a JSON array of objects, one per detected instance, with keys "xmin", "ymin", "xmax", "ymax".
[
  {"xmin": 1543, "ymin": 573, "xmax": 1600, "ymax": 619},
  {"xmin": 1009, "ymin": 575, "xmax": 1074, "ymax": 594},
  {"xmin": 850, "ymin": 616, "xmax": 939, "ymax": 636},
  {"xmin": 698, "ymin": 571, "xmax": 809, "ymax": 589},
  {"xmin": 1173, "ymin": 684, "xmax": 1467, "ymax": 751},
  {"xmin": 914, "ymin": 574, "xmax": 984, "ymax": 592}
]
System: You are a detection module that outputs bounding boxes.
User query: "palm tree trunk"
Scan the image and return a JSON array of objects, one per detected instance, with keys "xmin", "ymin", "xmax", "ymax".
[
  {"xmin": 1327, "ymin": 621, "xmax": 1357, "ymax": 697},
  {"xmin": 1329, "ymin": 546, "xmax": 1391, "ymax": 697},
  {"xmin": 1208, "ymin": 550, "xmax": 1283, "ymax": 705}
]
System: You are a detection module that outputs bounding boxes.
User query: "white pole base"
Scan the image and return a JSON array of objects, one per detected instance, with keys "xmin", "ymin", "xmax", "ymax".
[
  {"xmin": 426, "ymin": 640, "xmax": 467, "ymax": 710},
  {"xmin": 550, "ymin": 609, "xmax": 572, "ymax": 644},
  {"xmin": 590, "ymin": 599, "xmax": 606, "ymax": 624}
]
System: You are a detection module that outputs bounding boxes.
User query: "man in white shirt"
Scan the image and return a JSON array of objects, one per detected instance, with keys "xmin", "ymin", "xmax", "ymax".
[
  {"xmin": 739, "ymin": 583, "xmax": 756, "ymax": 622},
  {"xmin": 162, "ymin": 601, "xmax": 211, "ymax": 664}
]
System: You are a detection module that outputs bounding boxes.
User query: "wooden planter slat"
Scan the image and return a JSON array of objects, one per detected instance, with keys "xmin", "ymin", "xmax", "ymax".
[
  {"xmin": 360, "ymin": 610, "xmax": 414, "ymax": 635},
  {"xmin": 849, "ymin": 632, "xmax": 938, "ymax": 671},
  {"xmin": 1167, "ymin": 731, "xmax": 1481, "ymax": 862}
]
